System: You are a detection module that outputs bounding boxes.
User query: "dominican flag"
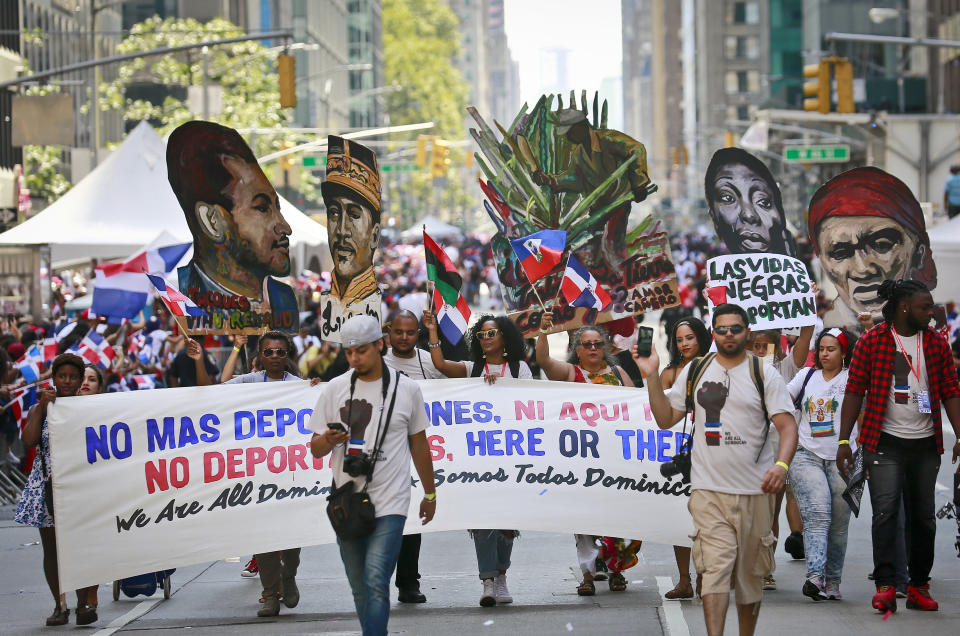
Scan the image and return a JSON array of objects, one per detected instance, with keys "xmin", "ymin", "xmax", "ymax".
[
  {"xmin": 91, "ymin": 237, "xmax": 191, "ymax": 322},
  {"xmin": 41, "ymin": 338, "xmax": 58, "ymax": 362},
  {"xmin": 424, "ymin": 231, "xmax": 470, "ymax": 345},
  {"xmin": 510, "ymin": 229, "xmax": 566, "ymax": 283},
  {"xmin": 145, "ymin": 273, "xmax": 205, "ymax": 317},
  {"xmin": 10, "ymin": 386, "xmax": 37, "ymax": 434},
  {"xmin": 75, "ymin": 331, "xmax": 115, "ymax": 369},
  {"xmin": 16, "ymin": 361, "xmax": 40, "ymax": 384},
  {"xmin": 131, "ymin": 374, "xmax": 156, "ymax": 390},
  {"xmin": 561, "ymin": 255, "xmax": 612, "ymax": 311},
  {"xmin": 16, "ymin": 344, "xmax": 43, "ymax": 368}
]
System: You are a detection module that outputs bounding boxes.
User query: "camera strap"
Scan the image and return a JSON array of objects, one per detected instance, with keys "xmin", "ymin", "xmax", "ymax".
[{"xmin": 363, "ymin": 369, "xmax": 400, "ymax": 492}]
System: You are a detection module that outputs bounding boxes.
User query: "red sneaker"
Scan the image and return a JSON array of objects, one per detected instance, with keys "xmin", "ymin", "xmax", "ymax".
[
  {"xmin": 906, "ymin": 584, "xmax": 939, "ymax": 611},
  {"xmin": 241, "ymin": 558, "xmax": 259, "ymax": 578},
  {"xmin": 872, "ymin": 585, "xmax": 897, "ymax": 613}
]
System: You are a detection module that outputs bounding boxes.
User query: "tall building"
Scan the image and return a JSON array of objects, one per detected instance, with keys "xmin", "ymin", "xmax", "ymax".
[
  {"xmin": 448, "ymin": 0, "xmax": 490, "ymax": 117},
  {"xmin": 347, "ymin": 0, "xmax": 384, "ymax": 129},
  {"xmin": 622, "ymin": 0, "xmax": 654, "ymax": 147},
  {"xmin": 487, "ymin": 0, "xmax": 520, "ymax": 125}
]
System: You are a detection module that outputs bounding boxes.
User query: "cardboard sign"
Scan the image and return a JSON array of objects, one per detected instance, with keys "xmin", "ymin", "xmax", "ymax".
[
  {"xmin": 705, "ymin": 253, "xmax": 816, "ymax": 329},
  {"xmin": 49, "ymin": 379, "xmax": 694, "ymax": 591}
]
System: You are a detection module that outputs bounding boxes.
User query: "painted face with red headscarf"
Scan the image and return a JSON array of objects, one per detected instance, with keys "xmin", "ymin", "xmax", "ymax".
[{"xmin": 808, "ymin": 167, "xmax": 936, "ymax": 318}]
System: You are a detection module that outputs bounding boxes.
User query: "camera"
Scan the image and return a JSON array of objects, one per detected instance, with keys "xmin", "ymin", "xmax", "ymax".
[
  {"xmin": 344, "ymin": 451, "xmax": 374, "ymax": 478},
  {"xmin": 660, "ymin": 439, "xmax": 692, "ymax": 483}
]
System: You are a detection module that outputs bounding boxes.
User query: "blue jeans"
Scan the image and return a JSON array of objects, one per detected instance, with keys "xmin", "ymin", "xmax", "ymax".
[
  {"xmin": 789, "ymin": 446, "xmax": 851, "ymax": 584},
  {"xmin": 338, "ymin": 515, "xmax": 406, "ymax": 636},
  {"xmin": 472, "ymin": 529, "xmax": 514, "ymax": 580}
]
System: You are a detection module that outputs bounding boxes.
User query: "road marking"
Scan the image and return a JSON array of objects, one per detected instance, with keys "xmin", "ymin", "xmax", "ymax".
[
  {"xmin": 657, "ymin": 576, "xmax": 691, "ymax": 636},
  {"xmin": 91, "ymin": 598, "xmax": 162, "ymax": 636}
]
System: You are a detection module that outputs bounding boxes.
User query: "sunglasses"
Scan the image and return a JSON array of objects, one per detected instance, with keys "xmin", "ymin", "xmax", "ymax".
[
  {"xmin": 579, "ymin": 341, "xmax": 604, "ymax": 350},
  {"xmin": 713, "ymin": 324, "xmax": 746, "ymax": 335},
  {"xmin": 261, "ymin": 348, "xmax": 289, "ymax": 358},
  {"xmin": 478, "ymin": 328, "xmax": 500, "ymax": 340}
]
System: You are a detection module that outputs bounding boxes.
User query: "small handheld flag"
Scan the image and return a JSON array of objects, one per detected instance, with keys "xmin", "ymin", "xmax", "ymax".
[
  {"xmin": 145, "ymin": 273, "xmax": 206, "ymax": 318},
  {"xmin": 510, "ymin": 229, "xmax": 566, "ymax": 284},
  {"xmin": 561, "ymin": 255, "xmax": 612, "ymax": 311},
  {"xmin": 424, "ymin": 231, "xmax": 471, "ymax": 345}
]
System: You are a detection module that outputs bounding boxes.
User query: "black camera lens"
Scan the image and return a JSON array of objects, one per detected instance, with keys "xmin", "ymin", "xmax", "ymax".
[{"xmin": 344, "ymin": 452, "xmax": 373, "ymax": 478}]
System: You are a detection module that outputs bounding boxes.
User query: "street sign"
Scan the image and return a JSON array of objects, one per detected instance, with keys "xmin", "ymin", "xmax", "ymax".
[
  {"xmin": 783, "ymin": 145, "xmax": 850, "ymax": 163},
  {"xmin": 302, "ymin": 155, "xmax": 417, "ymax": 172}
]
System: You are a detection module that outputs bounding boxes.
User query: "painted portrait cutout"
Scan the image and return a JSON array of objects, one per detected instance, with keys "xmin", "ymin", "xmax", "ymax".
[
  {"xmin": 166, "ymin": 121, "xmax": 298, "ymax": 333},
  {"xmin": 319, "ymin": 136, "xmax": 382, "ymax": 341},
  {"xmin": 705, "ymin": 147, "xmax": 795, "ymax": 257},
  {"xmin": 808, "ymin": 166, "xmax": 937, "ymax": 327},
  {"xmin": 471, "ymin": 91, "xmax": 678, "ymax": 336}
]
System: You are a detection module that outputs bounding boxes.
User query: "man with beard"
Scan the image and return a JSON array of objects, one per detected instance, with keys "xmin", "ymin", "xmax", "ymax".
[
  {"xmin": 635, "ymin": 303, "xmax": 797, "ymax": 636},
  {"xmin": 382, "ymin": 310, "xmax": 444, "ymax": 603},
  {"xmin": 167, "ymin": 121, "xmax": 298, "ymax": 331},
  {"xmin": 320, "ymin": 136, "xmax": 382, "ymax": 340}
]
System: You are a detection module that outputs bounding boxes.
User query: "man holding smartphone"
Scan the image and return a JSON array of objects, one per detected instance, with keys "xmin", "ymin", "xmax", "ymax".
[
  {"xmin": 309, "ymin": 315, "xmax": 436, "ymax": 636},
  {"xmin": 634, "ymin": 304, "xmax": 797, "ymax": 636}
]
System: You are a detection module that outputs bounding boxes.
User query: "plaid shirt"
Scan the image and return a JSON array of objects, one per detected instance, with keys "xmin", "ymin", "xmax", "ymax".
[{"xmin": 845, "ymin": 322, "xmax": 960, "ymax": 453}]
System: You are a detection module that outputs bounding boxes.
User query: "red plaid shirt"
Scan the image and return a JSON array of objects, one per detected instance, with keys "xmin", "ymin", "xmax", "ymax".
[{"xmin": 845, "ymin": 322, "xmax": 960, "ymax": 453}]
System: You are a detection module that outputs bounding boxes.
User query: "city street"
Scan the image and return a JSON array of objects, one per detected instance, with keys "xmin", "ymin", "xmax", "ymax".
[{"xmin": 3, "ymin": 428, "xmax": 958, "ymax": 635}]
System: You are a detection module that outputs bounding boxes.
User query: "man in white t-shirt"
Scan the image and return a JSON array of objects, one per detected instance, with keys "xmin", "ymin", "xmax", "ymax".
[
  {"xmin": 310, "ymin": 315, "xmax": 436, "ymax": 636},
  {"xmin": 635, "ymin": 303, "xmax": 798, "ymax": 636},
  {"xmin": 381, "ymin": 310, "xmax": 443, "ymax": 604}
]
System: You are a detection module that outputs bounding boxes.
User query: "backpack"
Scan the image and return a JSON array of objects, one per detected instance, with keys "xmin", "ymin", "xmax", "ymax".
[{"xmin": 684, "ymin": 352, "xmax": 770, "ymax": 461}]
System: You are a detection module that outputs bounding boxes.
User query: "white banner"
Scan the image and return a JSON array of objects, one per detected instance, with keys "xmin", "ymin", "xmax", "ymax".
[
  {"xmin": 706, "ymin": 253, "xmax": 816, "ymax": 329},
  {"xmin": 49, "ymin": 379, "xmax": 694, "ymax": 591}
]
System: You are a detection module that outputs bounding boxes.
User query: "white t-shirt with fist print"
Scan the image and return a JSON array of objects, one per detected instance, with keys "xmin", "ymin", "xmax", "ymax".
[
  {"xmin": 310, "ymin": 369, "xmax": 428, "ymax": 517},
  {"xmin": 668, "ymin": 356, "xmax": 794, "ymax": 495}
]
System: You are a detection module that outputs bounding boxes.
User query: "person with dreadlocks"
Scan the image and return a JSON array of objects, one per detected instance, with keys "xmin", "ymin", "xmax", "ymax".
[
  {"xmin": 421, "ymin": 310, "xmax": 531, "ymax": 607},
  {"xmin": 838, "ymin": 279, "xmax": 960, "ymax": 614},
  {"xmin": 535, "ymin": 313, "xmax": 638, "ymax": 595}
]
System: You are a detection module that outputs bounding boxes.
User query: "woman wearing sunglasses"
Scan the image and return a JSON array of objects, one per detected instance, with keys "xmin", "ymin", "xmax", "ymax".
[
  {"xmin": 534, "ymin": 314, "xmax": 638, "ymax": 595},
  {"xmin": 421, "ymin": 310, "xmax": 530, "ymax": 607}
]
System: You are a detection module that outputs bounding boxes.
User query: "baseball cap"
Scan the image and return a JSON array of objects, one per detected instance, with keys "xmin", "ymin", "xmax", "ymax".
[{"xmin": 340, "ymin": 315, "xmax": 382, "ymax": 348}]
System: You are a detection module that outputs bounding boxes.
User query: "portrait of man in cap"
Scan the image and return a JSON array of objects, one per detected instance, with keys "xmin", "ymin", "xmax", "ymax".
[
  {"xmin": 808, "ymin": 166, "xmax": 937, "ymax": 328},
  {"xmin": 167, "ymin": 120, "xmax": 299, "ymax": 332},
  {"xmin": 319, "ymin": 136, "xmax": 382, "ymax": 340}
]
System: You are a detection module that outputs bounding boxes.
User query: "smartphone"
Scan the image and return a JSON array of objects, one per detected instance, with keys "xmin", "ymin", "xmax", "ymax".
[
  {"xmin": 635, "ymin": 326, "xmax": 654, "ymax": 358},
  {"xmin": 327, "ymin": 422, "xmax": 346, "ymax": 433}
]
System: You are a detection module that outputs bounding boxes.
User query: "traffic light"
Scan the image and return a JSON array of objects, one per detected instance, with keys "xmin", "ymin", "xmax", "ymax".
[
  {"xmin": 278, "ymin": 54, "xmax": 296, "ymax": 109},
  {"xmin": 430, "ymin": 140, "xmax": 450, "ymax": 178},
  {"xmin": 277, "ymin": 140, "xmax": 295, "ymax": 172},
  {"xmin": 415, "ymin": 135, "xmax": 429, "ymax": 168},
  {"xmin": 803, "ymin": 61, "xmax": 830, "ymax": 114},
  {"xmin": 834, "ymin": 59, "xmax": 855, "ymax": 114},
  {"xmin": 724, "ymin": 131, "xmax": 736, "ymax": 148}
]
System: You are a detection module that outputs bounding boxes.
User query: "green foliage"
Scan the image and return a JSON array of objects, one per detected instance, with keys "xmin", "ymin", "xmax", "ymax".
[
  {"xmin": 382, "ymin": 0, "xmax": 474, "ymax": 227},
  {"xmin": 21, "ymin": 83, "xmax": 70, "ymax": 202},
  {"xmin": 101, "ymin": 16, "xmax": 319, "ymax": 202}
]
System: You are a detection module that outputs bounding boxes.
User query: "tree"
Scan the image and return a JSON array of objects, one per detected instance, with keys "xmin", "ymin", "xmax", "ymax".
[
  {"xmin": 382, "ymin": 0, "xmax": 475, "ymax": 227},
  {"xmin": 100, "ymin": 16, "xmax": 318, "ymax": 203}
]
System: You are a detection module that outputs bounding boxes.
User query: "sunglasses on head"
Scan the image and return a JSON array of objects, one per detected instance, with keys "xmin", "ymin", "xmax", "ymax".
[
  {"xmin": 261, "ymin": 348, "xmax": 288, "ymax": 358},
  {"xmin": 713, "ymin": 324, "xmax": 746, "ymax": 335},
  {"xmin": 478, "ymin": 328, "xmax": 500, "ymax": 340},
  {"xmin": 579, "ymin": 340, "xmax": 604, "ymax": 350}
]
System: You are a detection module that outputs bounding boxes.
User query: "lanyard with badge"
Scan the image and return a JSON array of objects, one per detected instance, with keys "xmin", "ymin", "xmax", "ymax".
[{"xmin": 891, "ymin": 329, "xmax": 931, "ymax": 414}]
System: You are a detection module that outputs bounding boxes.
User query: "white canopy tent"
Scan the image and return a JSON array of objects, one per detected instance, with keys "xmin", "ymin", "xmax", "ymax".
[
  {"xmin": 400, "ymin": 214, "xmax": 464, "ymax": 242},
  {"xmin": 928, "ymin": 215, "xmax": 960, "ymax": 303},
  {"xmin": 0, "ymin": 121, "xmax": 331, "ymax": 273}
]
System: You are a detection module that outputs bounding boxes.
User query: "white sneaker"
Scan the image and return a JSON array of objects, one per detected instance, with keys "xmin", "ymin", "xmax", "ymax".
[
  {"xmin": 494, "ymin": 573, "xmax": 513, "ymax": 604},
  {"xmin": 480, "ymin": 578, "xmax": 496, "ymax": 607}
]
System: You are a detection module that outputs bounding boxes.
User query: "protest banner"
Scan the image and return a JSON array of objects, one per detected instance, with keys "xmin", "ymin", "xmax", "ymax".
[
  {"xmin": 49, "ymin": 379, "xmax": 693, "ymax": 592},
  {"xmin": 705, "ymin": 253, "xmax": 816, "ymax": 329}
]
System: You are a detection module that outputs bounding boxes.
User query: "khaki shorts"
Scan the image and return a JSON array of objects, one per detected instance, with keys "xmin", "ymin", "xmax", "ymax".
[{"xmin": 688, "ymin": 489, "xmax": 776, "ymax": 605}]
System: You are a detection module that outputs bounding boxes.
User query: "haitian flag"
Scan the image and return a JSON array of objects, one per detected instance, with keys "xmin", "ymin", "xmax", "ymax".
[
  {"xmin": 424, "ymin": 231, "xmax": 470, "ymax": 345},
  {"xmin": 510, "ymin": 229, "xmax": 566, "ymax": 283},
  {"xmin": 561, "ymin": 255, "xmax": 612, "ymax": 311}
]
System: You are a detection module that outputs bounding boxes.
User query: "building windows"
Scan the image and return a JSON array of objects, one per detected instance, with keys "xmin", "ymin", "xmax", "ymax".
[
  {"xmin": 725, "ymin": 35, "xmax": 759, "ymax": 59},
  {"xmin": 731, "ymin": 1, "xmax": 760, "ymax": 25},
  {"xmin": 725, "ymin": 70, "xmax": 760, "ymax": 94}
]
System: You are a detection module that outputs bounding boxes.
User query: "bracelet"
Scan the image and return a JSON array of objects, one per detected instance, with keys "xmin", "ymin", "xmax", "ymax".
[
  {"xmin": 539, "ymin": 327, "xmax": 549, "ymax": 334},
  {"xmin": 837, "ymin": 439, "xmax": 850, "ymax": 446},
  {"xmin": 233, "ymin": 346, "xmax": 242, "ymax": 352},
  {"xmin": 775, "ymin": 461, "xmax": 789, "ymax": 472},
  {"xmin": 423, "ymin": 492, "xmax": 436, "ymax": 501},
  {"xmin": 428, "ymin": 342, "xmax": 441, "ymax": 348}
]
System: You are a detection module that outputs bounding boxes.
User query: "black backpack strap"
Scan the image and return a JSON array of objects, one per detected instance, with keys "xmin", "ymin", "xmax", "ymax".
[
  {"xmin": 685, "ymin": 353, "xmax": 716, "ymax": 417},
  {"xmin": 611, "ymin": 365, "xmax": 624, "ymax": 385},
  {"xmin": 749, "ymin": 354, "xmax": 771, "ymax": 463},
  {"xmin": 792, "ymin": 367, "xmax": 817, "ymax": 411}
]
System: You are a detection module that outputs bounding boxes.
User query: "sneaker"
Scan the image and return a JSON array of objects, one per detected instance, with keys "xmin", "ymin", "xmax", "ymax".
[
  {"xmin": 906, "ymin": 584, "xmax": 939, "ymax": 611},
  {"xmin": 784, "ymin": 531, "xmax": 805, "ymax": 560},
  {"xmin": 762, "ymin": 575, "xmax": 777, "ymax": 591},
  {"xmin": 593, "ymin": 557, "xmax": 609, "ymax": 581},
  {"xmin": 257, "ymin": 597, "xmax": 280, "ymax": 617},
  {"xmin": 241, "ymin": 558, "xmax": 259, "ymax": 578},
  {"xmin": 824, "ymin": 580, "xmax": 842, "ymax": 600},
  {"xmin": 397, "ymin": 583, "xmax": 427, "ymax": 603},
  {"xmin": 896, "ymin": 588, "xmax": 907, "ymax": 599},
  {"xmin": 281, "ymin": 576, "xmax": 299, "ymax": 608},
  {"xmin": 872, "ymin": 585, "xmax": 897, "ymax": 613},
  {"xmin": 494, "ymin": 573, "xmax": 513, "ymax": 604},
  {"xmin": 479, "ymin": 578, "xmax": 496, "ymax": 607},
  {"xmin": 802, "ymin": 577, "xmax": 827, "ymax": 601}
]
